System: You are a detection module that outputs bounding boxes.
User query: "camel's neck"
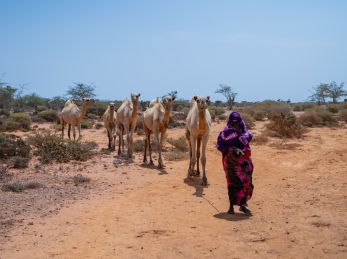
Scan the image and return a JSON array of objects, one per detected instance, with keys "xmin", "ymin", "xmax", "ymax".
[
  {"xmin": 198, "ymin": 109, "xmax": 207, "ymax": 131},
  {"xmin": 131, "ymin": 103, "xmax": 138, "ymax": 118},
  {"xmin": 109, "ymin": 108, "xmax": 115, "ymax": 123},
  {"xmin": 77, "ymin": 104, "xmax": 88, "ymax": 120},
  {"xmin": 162, "ymin": 108, "xmax": 171, "ymax": 124}
]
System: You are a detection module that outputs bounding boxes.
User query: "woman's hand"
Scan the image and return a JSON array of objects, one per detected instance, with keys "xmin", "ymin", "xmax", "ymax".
[{"xmin": 229, "ymin": 147, "xmax": 245, "ymax": 156}]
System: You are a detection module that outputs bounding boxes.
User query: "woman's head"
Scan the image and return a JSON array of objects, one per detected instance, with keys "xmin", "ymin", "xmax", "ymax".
[{"xmin": 228, "ymin": 112, "xmax": 242, "ymax": 127}]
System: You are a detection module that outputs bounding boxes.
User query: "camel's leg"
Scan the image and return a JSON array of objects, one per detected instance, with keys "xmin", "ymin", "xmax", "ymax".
[
  {"xmin": 118, "ymin": 125, "xmax": 123, "ymax": 155},
  {"xmin": 188, "ymin": 135, "xmax": 197, "ymax": 177},
  {"xmin": 200, "ymin": 135, "xmax": 209, "ymax": 186},
  {"xmin": 148, "ymin": 132, "xmax": 154, "ymax": 165},
  {"xmin": 186, "ymin": 129, "xmax": 192, "ymax": 174},
  {"xmin": 61, "ymin": 121, "xmax": 66, "ymax": 139},
  {"xmin": 156, "ymin": 129, "xmax": 165, "ymax": 169},
  {"xmin": 142, "ymin": 124, "xmax": 150, "ymax": 163},
  {"xmin": 107, "ymin": 128, "xmax": 112, "ymax": 149},
  {"xmin": 123, "ymin": 124, "xmax": 131, "ymax": 158},
  {"xmin": 196, "ymin": 137, "xmax": 201, "ymax": 177},
  {"xmin": 78, "ymin": 123, "xmax": 82, "ymax": 139},
  {"xmin": 112, "ymin": 126, "xmax": 116, "ymax": 151},
  {"xmin": 68, "ymin": 124, "xmax": 71, "ymax": 139},
  {"xmin": 129, "ymin": 121, "xmax": 136, "ymax": 158},
  {"xmin": 71, "ymin": 123, "xmax": 76, "ymax": 141}
]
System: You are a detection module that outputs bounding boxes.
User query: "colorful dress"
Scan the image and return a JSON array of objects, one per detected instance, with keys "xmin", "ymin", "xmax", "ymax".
[{"xmin": 216, "ymin": 112, "xmax": 254, "ymax": 206}]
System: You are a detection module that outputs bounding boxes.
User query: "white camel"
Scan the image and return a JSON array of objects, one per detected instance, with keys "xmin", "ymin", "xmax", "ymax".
[
  {"xmin": 185, "ymin": 95, "xmax": 211, "ymax": 185},
  {"xmin": 142, "ymin": 96, "xmax": 175, "ymax": 168},
  {"xmin": 60, "ymin": 98, "xmax": 95, "ymax": 140},
  {"xmin": 102, "ymin": 102, "xmax": 118, "ymax": 151},
  {"xmin": 116, "ymin": 93, "xmax": 141, "ymax": 157}
]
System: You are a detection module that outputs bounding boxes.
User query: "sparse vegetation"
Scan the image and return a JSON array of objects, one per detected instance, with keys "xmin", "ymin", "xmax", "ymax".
[
  {"xmin": 37, "ymin": 110, "xmax": 59, "ymax": 122},
  {"xmin": 298, "ymin": 107, "xmax": 338, "ymax": 127},
  {"xmin": 1, "ymin": 182, "xmax": 44, "ymax": 192},
  {"xmin": 4, "ymin": 113, "xmax": 32, "ymax": 132},
  {"xmin": 72, "ymin": 174, "xmax": 91, "ymax": 185},
  {"xmin": 267, "ymin": 112, "xmax": 307, "ymax": 138},
  {"xmin": 166, "ymin": 136, "xmax": 189, "ymax": 152}
]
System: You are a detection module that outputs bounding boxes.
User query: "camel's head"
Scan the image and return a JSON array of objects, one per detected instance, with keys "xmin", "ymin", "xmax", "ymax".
[
  {"xmin": 130, "ymin": 93, "xmax": 141, "ymax": 104},
  {"xmin": 82, "ymin": 98, "xmax": 96, "ymax": 105},
  {"xmin": 195, "ymin": 95, "xmax": 210, "ymax": 111},
  {"xmin": 161, "ymin": 95, "xmax": 175, "ymax": 110},
  {"xmin": 109, "ymin": 102, "xmax": 115, "ymax": 110}
]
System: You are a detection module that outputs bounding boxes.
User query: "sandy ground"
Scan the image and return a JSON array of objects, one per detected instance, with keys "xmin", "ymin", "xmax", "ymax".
[{"xmin": 0, "ymin": 118, "xmax": 347, "ymax": 259}]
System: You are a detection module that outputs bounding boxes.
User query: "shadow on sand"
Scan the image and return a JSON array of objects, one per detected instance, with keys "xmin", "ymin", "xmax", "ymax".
[
  {"xmin": 183, "ymin": 176, "xmax": 209, "ymax": 197},
  {"xmin": 139, "ymin": 162, "xmax": 168, "ymax": 175},
  {"xmin": 213, "ymin": 212, "xmax": 252, "ymax": 221}
]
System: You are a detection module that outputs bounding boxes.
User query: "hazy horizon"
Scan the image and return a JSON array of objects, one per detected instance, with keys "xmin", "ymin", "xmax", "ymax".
[{"xmin": 1, "ymin": 1, "xmax": 346, "ymax": 103}]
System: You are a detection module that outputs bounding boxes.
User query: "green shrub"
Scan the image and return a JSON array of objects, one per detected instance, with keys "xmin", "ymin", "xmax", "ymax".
[
  {"xmin": 26, "ymin": 130, "xmax": 98, "ymax": 164},
  {"xmin": 80, "ymin": 119, "xmax": 93, "ymax": 129},
  {"xmin": 209, "ymin": 106, "xmax": 225, "ymax": 116},
  {"xmin": 239, "ymin": 112, "xmax": 255, "ymax": 129},
  {"xmin": 5, "ymin": 113, "xmax": 32, "ymax": 131},
  {"xmin": 0, "ymin": 136, "xmax": 31, "ymax": 159},
  {"xmin": 166, "ymin": 136, "xmax": 189, "ymax": 152},
  {"xmin": 218, "ymin": 114, "xmax": 227, "ymax": 121},
  {"xmin": 209, "ymin": 109, "xmax": 216, "ymax": 120},
  {"xmin": 136, "ymin": 115, "xmax": 143, "ymax": 130},
  {"xmin": 0, "ymin": 109, "xmax": 10, "ymax": 117},
  {"xmin": 238, "ymin": 106, "xmax": 256, "ymax": 116},
  {"xmin": 36, "ymin": 105, "xmax": 47, "ymax": 112},
  {"xmin": 7, "ymin": 156, "xmax": 30, "ymax": 168},
  {"xmin": 37, "ymin": 110, "xmax": 59, "ymax": 122}
]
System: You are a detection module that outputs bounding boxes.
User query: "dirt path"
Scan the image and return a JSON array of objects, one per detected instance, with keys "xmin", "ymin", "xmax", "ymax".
[{"xmin": 1, "ymin": 122, "xmax": 347, "ymax": 258}]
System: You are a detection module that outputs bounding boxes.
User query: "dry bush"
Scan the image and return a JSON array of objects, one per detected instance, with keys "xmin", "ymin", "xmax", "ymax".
[
  {"xmin": 267, "ymin": 112, "xmax": 307, "ymax": 138},
  {"xmin": 132, "ymin": 139, "xmax": 145, "ymax": 152},
  {"xmin": 7, "ymin": 156, "xmax": 30, "ymax": 168},
  {"xmin": 72, "ymin": 174, "xmax": 90, "ymax": 185},
  {"xmin": 239, "ymin": 112, "xmax": 255, "ymax": 129},
  {"xmin": 1, "ymin": 182, "xmax": 44, "ymax": 192},
  {"xmin": 37, "ymin": 110, "xmax": 59, "ymax": 122},
  {"xmin": 253, "ymin": 110, "xmax": 266, "ymax": 121},
  {"xmin": 136, "ymin": 116, "xmax": 143, "ymax": 130},
  {"xmin": 267, "ymin": 103, "xmax": 292, "ymax": 117},
  {"xmin": 50, "ymin": 123, "xmax": 62, "ymax": 132},
  {"xmin": 0, "ymin": 165, "xmax": 13, "ymax": 183},
  {"xmin": 166, "ymin": 136, "xmax": 189, "ymax": 152},
  {"xmin": 326, "ymin": 104, "xmax": 339, "ymax": 114},
  {"xmin": 163, "ymin": 150, "xmax": 187, "ymax": 161},
  {"xmin": 269, "ymin": 142, "xmax": 302, "ymax": 150},
  {"xmin": 251, "ymin": 134, "xmax": 269, "ymax": 145},
  {"xmin": 338, "ymin": 109, "xmax": 347, "ymax": 122},
  {"xmin": 238, "ymin": 106, "xmax": 256, "ymax": 116},
  {"xmin": 26, "ymin": 130, "xmax": 98, "ymax": 164},
  {"xmin": 298, "ymin": 107, "xmax": 338, "ymax": 127},
  {"xmin": 94, "ymin": 122, "xmax": 103, "ymax": 129},
  {"xmin": 218, "ymin": 114, "xmax": 227, "ymax": 121},
  {"xmin": 4, "ymin": 113, "xmax": 32, "ymax": 132}
]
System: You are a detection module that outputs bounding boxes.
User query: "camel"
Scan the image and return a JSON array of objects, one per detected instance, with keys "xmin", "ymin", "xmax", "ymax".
[
  {"xmin": 142, "ymin": 96, "xmax": 175, "ymax": 168},
  {"xmin": 60, "ymin": 98, "xmax": 95, "ymax": 141},
  {"xmin": 185, "ymin": 95, "xmax": 211, "ymax": 185},
  {"xmin": 116, "ymin": 93, "xmax": 141, "ymax": 157},
  {"xmin": 102, "ymin": 102, "xmax": 118, "ymax": 151}
]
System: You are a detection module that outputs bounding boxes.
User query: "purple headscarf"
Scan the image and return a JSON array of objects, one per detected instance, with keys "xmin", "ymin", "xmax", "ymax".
[{"xmin": 216, "ymin": 112, "xmax": 252, "ymax": 155}]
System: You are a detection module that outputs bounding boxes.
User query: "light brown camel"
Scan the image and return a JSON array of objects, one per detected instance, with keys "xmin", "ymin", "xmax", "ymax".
[
  {"xmin": 102, "ymin": 102, "xmax": 118, "ymax": 151},
  {"xmin": 116, "ymin": 93, "xmax": 141, "ymax": 157},
  {"xmin": 60, "ymin": 98, "xmax": 95, "ymax": 140},
  {"xmin": 185, "ymin": 95, "xmax": 211, "ymax": 185},
  {"xmin": 142, "ymin": 96, "xmax": 175, "ymax": 168}
]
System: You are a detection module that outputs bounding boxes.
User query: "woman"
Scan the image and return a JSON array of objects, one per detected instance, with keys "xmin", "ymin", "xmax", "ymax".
[{"xmin": 216, "ymin": 112, "xmax": 254, "ymax": 214}]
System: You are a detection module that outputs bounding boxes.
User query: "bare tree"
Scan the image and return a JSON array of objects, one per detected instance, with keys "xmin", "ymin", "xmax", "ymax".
[
  {"xmin": 307, "ymin": 83, "xmax": 329, "ymax": 105},
  {"xmin": 215, "ymin": 84, "xmax": 238, "ymax": 110}
]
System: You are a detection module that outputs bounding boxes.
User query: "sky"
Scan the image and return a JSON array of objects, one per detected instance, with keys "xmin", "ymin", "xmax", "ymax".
[{"xmin": 1, "ymin": 0, "xmax": 347, "ymax": 103}]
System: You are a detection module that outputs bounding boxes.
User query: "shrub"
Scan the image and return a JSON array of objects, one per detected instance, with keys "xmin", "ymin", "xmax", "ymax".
[
  {"xmin": 166, "ymin": 136, "xmax": 189, "ymax": 152},
  {"xmin": 1, "ymin": 182, "xmax": 44, "ymax": 192},
  {"xmin": 94, "ymin": 122, "xmax": 103, "ymax": 129},
  {"xmin": 253, "ymin": 110, "xmax": 266, "ymax": 121},
  {"xmin": 218, "ymin": 114, "xmax": 227, "ymax": 121},
  {"xmin": 136, "ymin": 116, "xmax": 143, "ymax": 131},
  {"xmin": 238, "ymin": 106, "xmax": 256, "ymax": 116},
  {"xmin": 0, "ymin": 165, "xmax": 13, "ymax": 182},
  {"xmin": 0, "ymin": 136, "xmax": 31, "ymax": 160},
  {"xmin": 298, "ymin": 107, "xmax": 338, "ymax": 127},
  {"xmin": 267, "ymin": 112, "xmax": 307, "ymax": 138},
  {"xmin": 5, "ymin": 113, "xmax": 32, "ymax": 131},
  {"xmin": 7, "ymin": 156, "xmax": 30, "ymax": 168},
  {"xmin": 72, "ymin": 174, "xmax": 90, "ymax": 185},
  {"xmin": 338, "ymin": 109, "xmax": 347, "ymax": 122},
  {"xmin": 326, "ymin": 104, "xmax": 339, "ymax": 114},
  {"xmin": 36, "ymin": 105, "xmax": 47, "ymax": 112},
  {"xmin": 0, "ymin": 109, "xmax": 10, "ymax": 117},
  {"xmin": 208, "ymin": 109, "xmax": 216, "ymax": 121},
  {"xmin": 267, "ymin": 103, "xmax": 292, "ymax": 117},
  {"xmin": 239, "ymin": 112, "xmax": 255, "ymax": 129},
  {"xmin": 26, "ymin": 130, "xmax": 98, "ymax": 164},
  {"xmin": 164, "ymin": 151, "xmax": 187, "ymax": 161},
  {"xmin": 37, "ymin": 110, "xmax": 59, "ymax": 122},
  {"xmin": 80, "ymin": 119, "xmax": 93, "ymax": 129},
  {"xmin": 132, "ymin": 139, "xmax": 145, "ymax": 152},
  {"xmin": 293, "ymin": 104, "xmax": 302, "ymax": 111},
  {"xmin": 209, "ymin": 106, "xmax": 225, "ymax": 116}
]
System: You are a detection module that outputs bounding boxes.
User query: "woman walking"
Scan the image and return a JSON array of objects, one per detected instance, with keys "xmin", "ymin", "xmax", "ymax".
[{"xmin": 216, "ymin": 112, "xmax": 254, "ymax": 215}]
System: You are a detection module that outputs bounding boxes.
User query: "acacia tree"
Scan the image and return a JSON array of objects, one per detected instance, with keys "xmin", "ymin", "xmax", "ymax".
[
  {"xmin": 326, "ymin": 81, "xmax": 346, "ymax": 103},
  {"xmin": 307, "ymin": 83, "xmax": 329, "ymax": 105},
  {"xmin": 65, "ymin": 82, "xmax": 97, "ymax": 100},
  {"xmin": 167, "ymin": 91, "xmax": 177, "ymax": 99},
  {"xmin": 215, "ymin": 84, "xmax": 238, "ymax": 110}
]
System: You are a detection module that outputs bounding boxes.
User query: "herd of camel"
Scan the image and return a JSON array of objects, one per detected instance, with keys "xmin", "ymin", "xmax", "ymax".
[{"xmin": 59, "ymin": 94, "xmax": 212, "ymax": 185}]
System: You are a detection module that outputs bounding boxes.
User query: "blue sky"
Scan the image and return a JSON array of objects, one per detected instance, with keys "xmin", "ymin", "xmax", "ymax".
[{"xmin": 1, "ymin": 0, "xmax": 346, "ymax": 103}]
